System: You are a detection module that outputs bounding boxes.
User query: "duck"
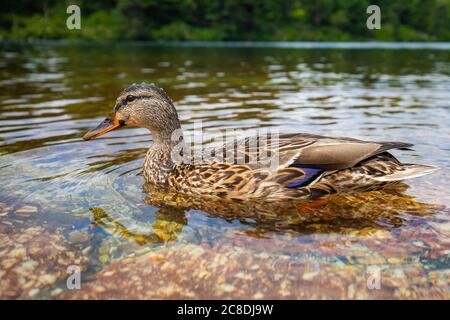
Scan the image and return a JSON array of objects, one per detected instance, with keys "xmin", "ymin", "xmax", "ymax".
[{"xmin": 83, "ymin": 82, "xmax": 438, "ymax": 202}]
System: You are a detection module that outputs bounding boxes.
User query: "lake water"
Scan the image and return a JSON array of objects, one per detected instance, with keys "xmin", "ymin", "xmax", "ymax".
[{"xmin": 0, "ymin": 42, "xmax": 449, "ymax": 299}]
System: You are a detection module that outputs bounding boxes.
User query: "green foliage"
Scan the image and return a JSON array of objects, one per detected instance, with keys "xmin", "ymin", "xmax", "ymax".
[
  {"xmin": 0, "ymin": 0, "xmax": 449, "ymax": 41},
  {"xmin": 149, "ymin": 22, "xmax": 226, "ymax": 40},
  {"xmin": 80, "ymin": 10, "xmax": 125, "ymax": 40}
]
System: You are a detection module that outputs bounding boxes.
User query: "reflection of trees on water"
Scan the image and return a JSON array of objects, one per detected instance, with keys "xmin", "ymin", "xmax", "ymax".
[{"xmin": 90, "ymin": 182, "xmax": 438, "ymax": 246}]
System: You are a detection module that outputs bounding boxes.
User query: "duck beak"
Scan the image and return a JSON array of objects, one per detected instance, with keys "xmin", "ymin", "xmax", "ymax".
[{"xmin": 83, "ymin": 116, "xmax": 123, "ymax": 140}]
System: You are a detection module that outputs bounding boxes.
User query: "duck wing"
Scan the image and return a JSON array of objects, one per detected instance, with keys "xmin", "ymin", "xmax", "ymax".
[
  {"xmin": 286, "ymin": 133, "xmax": 413, "ymax": 170},
  {"xmin": 207, "ymin": 132, "xmax": 413, "ymax": 171}
]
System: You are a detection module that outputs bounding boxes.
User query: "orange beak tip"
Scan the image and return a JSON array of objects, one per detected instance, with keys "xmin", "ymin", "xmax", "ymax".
[
  {"xmin": 83, "ymin": 117, "xmax": 121, "ymax": 141},
  {"xmin": 82, "ymin": 132, "xmax": 94, "ymax": 141}
]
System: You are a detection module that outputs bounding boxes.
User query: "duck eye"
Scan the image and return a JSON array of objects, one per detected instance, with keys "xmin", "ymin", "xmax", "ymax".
[{"xmin": 126, "ymin": 95, "xmax": 136, "ymax": 103}]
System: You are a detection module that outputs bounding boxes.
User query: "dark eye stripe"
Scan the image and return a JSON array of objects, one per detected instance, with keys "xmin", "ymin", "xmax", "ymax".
[
  {"xmin": 114, "ymin": 95, "xmax": 153, "ymax": 112},
  {"xmin": 130, "ymin": 95, "xmax": 153, "ymax": 101}
]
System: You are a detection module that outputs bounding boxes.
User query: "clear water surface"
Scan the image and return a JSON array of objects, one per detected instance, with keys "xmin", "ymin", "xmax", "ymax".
[{"xmin": 0, "ymin": 42, "xmax": 449, "ymax": 299}]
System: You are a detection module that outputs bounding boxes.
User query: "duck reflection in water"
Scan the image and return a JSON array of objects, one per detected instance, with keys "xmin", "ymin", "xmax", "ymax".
[{"xmin": 89, "ymin": 182, "xmax": 437, "ymax": 245}]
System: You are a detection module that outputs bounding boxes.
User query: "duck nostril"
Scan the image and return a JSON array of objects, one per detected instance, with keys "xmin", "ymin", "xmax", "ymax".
[{"xmin": 119, "ymin": 120, "xmax": 126, "ymax": 127}]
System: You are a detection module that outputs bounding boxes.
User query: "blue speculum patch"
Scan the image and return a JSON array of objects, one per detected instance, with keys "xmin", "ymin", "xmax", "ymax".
[{"xmin": 287, "ymin": 167, "xmax": 323, "ymax": 188}]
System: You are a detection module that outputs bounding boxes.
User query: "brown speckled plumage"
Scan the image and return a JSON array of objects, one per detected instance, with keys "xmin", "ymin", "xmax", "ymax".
[{"xmin": 84, "ymin": 83, "xmax": 438, "ymax": 201}]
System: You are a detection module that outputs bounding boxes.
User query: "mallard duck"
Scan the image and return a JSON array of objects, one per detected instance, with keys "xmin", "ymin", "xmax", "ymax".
[{"xmin": 83, "ymin": 83, "xmax": 437, "ymax": 201}]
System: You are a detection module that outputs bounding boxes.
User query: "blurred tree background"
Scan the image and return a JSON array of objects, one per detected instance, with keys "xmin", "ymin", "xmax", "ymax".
[{"xmin": 1, "ymin": 0, "xmax": 449, "ymax": 41}]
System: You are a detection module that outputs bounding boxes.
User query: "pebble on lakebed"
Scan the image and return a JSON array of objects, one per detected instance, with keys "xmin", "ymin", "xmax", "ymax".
[
  {"xmin": 1, "ymin": 190, "xmax": 449, "ymax": 299},
  {"xmin": 64, "ymin": 242, "xmax": 449, "ymax": 300},
  {"xmin": 0, "ymin": 223, "xmax": 90, "ymax": 299}
]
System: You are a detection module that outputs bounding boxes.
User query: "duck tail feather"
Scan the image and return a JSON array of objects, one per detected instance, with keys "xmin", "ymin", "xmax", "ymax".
[{"xmin": 373, "ymin": 164, "xmax": 439, "ymax": 182}]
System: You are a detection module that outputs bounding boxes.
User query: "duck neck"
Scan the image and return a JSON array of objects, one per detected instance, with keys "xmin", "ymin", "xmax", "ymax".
[{"xmin": 144, "ymin": 127, "xmax": 185, "ymax": 185}]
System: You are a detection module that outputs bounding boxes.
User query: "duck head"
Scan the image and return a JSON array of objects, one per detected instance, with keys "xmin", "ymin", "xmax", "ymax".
[{"xmin": 83, "ymin": 83, "xmax": 181, "ymax": 142}]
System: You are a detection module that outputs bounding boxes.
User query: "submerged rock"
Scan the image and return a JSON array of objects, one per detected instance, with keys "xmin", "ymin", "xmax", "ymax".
[
  {"xmin": 14, "ymin": 205, "xmax": 38, "ymax": 216},
  {"xmin": 63, "ymin": 242, "xmax": 449, "ymax": 300},
  {"xmin": 0, "ymin": 223, "xmax": 89, "ymax": 299}
]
